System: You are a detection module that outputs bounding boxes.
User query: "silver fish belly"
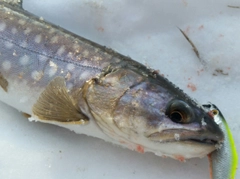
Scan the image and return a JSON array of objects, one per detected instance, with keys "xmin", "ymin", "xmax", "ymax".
[{"xmin": 0, "ymin": 0, "xmax": 224, "ymax": 160}]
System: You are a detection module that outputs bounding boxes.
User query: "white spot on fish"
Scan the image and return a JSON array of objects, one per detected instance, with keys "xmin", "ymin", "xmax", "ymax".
[
  {"xmin": 67, "ymin": 52, "xmax": 74, "ymax": 59},
  {"xmin": 56, "ymin": 45, "xmax": 65, "ymax": 56},
  {"xmin": 45, "ymin": 25, "xmax": 51, "ymax": 29},
  {"xmin": 0, "ymin": 22, "xmax": 6, "ymax": 31},
  {"xmin": 2, "ymin": 60, "xmax": 11, "ymax": 71},
  {"xmin": 34, "ymin": 34, "xmax": 42, "ymax": 43},
  {"xmin": 48, "ymin": 61, "xmax": 58, "ymax": 77},
  {"xmin": 11, "ymin": 27, "xmax": 18, "ymax": 34},
  {"xmin": 49, "ymin": 61, "xmax": 57, "ymax": 68},
  {"xmin": 13, "ymin": 50, "xmax": 17, "ymax": 56},
  {"xmin": 20, "ymin": 41, "xmax": 28, "ymax": 48},
  {"xmin": 31, "ymin": 70, "xmax": 43, "ymax": 81},
  {"xmin": 93, "ymin": 56, "xmax": 102, "ymax": 61},
  {"xmin": 201, "ymin": 118, "xmax": 207, "ymax": 126},
  {"xmin": 83, "ymin": 50, "xmax": 89, "ymax": 57},
  {"xmin": 18, "ymin": 19, "xmax": 26, "ymax": 25},
  {"xmin": 49, "ymin": 28, "xmax": 55, "ymax": 34},
  {"xmin": 20, "ymin": 55, "xmax": 30, "ymax": 65},
  {"xmin": 24, "ymin": 27, "xmax": 32, "ymax": 35},
  {"xmin": 50, "ymin": 36, "xmax": 58, "ymax": 43},
  {"xmin": 39, "ymin": 17, "xmax": 44, "ymax": 21},
  {"xmin": 5, "ymin": 41, "xmax": 14, "ymax": 49},
  {"xmin": 67, "ymin": 63, "xmax": 75, "ymax": 71},
  {"xmin": 174, "ymin": 133, "xmax": 180, "ymax": 141},
  {"xmin": 73, "ymin": 43, "xmax": 80, "ymax": 50}
]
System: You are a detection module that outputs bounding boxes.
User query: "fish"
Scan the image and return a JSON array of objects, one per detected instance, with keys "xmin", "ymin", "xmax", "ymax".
[
  {"xmin": 202, "ymin": 103, "xmax": 238, "ymax": 179},
  {"xmin": 0, "ymin": 0, "xmax": 224, "ymax": 160}
]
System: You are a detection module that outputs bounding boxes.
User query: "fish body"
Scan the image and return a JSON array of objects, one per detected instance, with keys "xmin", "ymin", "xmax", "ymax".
[
  {"xmin": 203, "ymin": 104, "xmax": 238, "ymax": 179},
  {"xmin": 0, "ymin": 0, "xmax": 223, "ymax": 159}
]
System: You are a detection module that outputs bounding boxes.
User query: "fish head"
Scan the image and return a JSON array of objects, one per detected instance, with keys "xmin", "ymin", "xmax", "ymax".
[{"xmin": 83, "ymin": 65, "xmax": 224, "ymax": 159}]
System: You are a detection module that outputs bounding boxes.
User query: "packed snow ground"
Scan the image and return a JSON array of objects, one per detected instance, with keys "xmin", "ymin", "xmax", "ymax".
[{"xmin": 0, "ymin": 0, "xmax": 239, "ymax": 178}]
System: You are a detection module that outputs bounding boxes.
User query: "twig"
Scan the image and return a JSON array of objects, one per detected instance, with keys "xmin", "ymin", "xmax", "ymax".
[
  {"xmin": 178, "ymin": 27, "xmax": 207, "ymax": 68},
  {"xmin": 228, "ymin": 5, "xmax": 240, "ymax": 8},
  {"xmin": 178, "ymin": 27, "xmax": 200, "ymax": 59}
]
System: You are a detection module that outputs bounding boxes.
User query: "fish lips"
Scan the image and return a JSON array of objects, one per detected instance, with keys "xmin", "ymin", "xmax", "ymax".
[
  {"xmin": 147, "ymin": 129, "xmax": 220, "ymax": 146},
  {"xmin": 146, "ymin": 116, "xmax": 224, "ymax": 146}
]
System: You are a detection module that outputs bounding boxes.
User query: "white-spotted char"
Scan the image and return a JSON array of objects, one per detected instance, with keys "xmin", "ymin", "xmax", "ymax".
[{"xmin": 0, "ymin": 0, "xmax": 224, "ymax": 160}]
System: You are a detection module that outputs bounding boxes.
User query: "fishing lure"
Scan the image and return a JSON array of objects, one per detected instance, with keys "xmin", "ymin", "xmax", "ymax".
[{"xmin": 203, "ymin": 103, "xmax": 238, "ymax": 179}]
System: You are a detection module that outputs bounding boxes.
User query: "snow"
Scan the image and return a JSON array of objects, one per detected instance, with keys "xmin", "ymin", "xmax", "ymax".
[{"xmin": 0, "ymin": 0, "xmax": 239, "ymax": 178}]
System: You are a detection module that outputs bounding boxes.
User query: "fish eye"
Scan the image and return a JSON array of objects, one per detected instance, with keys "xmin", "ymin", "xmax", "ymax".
[
  {"xmin": 165, "ymin": 100, "xmax": 193, "ymax": 124},
  {"xmin": 170, "ymin": 110, "xmax": 185, "ymax": 123},
  {"xmin": 212, "ymin": 109, "xmax": 218, "ymax": 116}
]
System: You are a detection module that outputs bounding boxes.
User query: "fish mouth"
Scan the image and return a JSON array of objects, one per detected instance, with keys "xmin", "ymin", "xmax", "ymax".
[
  {"xmin": 147, "ymin": 130, "xmax": 222, "ymax": 146},
  {"xmin": 186, "ymin": 138, "xmax": 218, "ymax": 145}
]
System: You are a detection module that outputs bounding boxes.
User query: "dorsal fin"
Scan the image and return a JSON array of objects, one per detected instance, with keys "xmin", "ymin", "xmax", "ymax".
[{"xmin": 1, "ymin": 0, "xmax": 23, "ymax": 8}]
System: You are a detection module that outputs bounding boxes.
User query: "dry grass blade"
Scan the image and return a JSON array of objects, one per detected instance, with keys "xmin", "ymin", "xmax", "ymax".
[
  {"xmin": 228, "ymin": 5, "xmax": 240, "ymax": 8},
  {"xmin": 178, "ymin": 27, "xmax": 208, "ymax": 68},
  {"xmin": 178, "ymin": 27, "xmax": 200, "ymax": 59}
]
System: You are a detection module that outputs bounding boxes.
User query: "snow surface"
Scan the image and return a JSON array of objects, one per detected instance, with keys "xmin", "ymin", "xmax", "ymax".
[{"xmin": 0, "ymin": 0, "xmax": 240, "ymax": 178}]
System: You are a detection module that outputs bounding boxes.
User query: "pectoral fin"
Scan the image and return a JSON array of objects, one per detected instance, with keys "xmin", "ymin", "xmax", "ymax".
[
  {"xmin": 32, "ymin": 77, "xmax": 88, "ymax": 124},
  {"xmin": 0, "ymin": 72, "xmax": 8, "ymax": 92}
]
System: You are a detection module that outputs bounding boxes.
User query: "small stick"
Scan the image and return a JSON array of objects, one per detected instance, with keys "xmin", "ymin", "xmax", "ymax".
[
  {"xmin": 178, "ymin": 27, "xmax": 207, "ymax": 68},
  {"xmin": 228, "ymin": 5, "xmax": 240, "ymax": 8},
  {"xmin": 178, "ymin": 27, "xmax": 200, "ymax": 59}
]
